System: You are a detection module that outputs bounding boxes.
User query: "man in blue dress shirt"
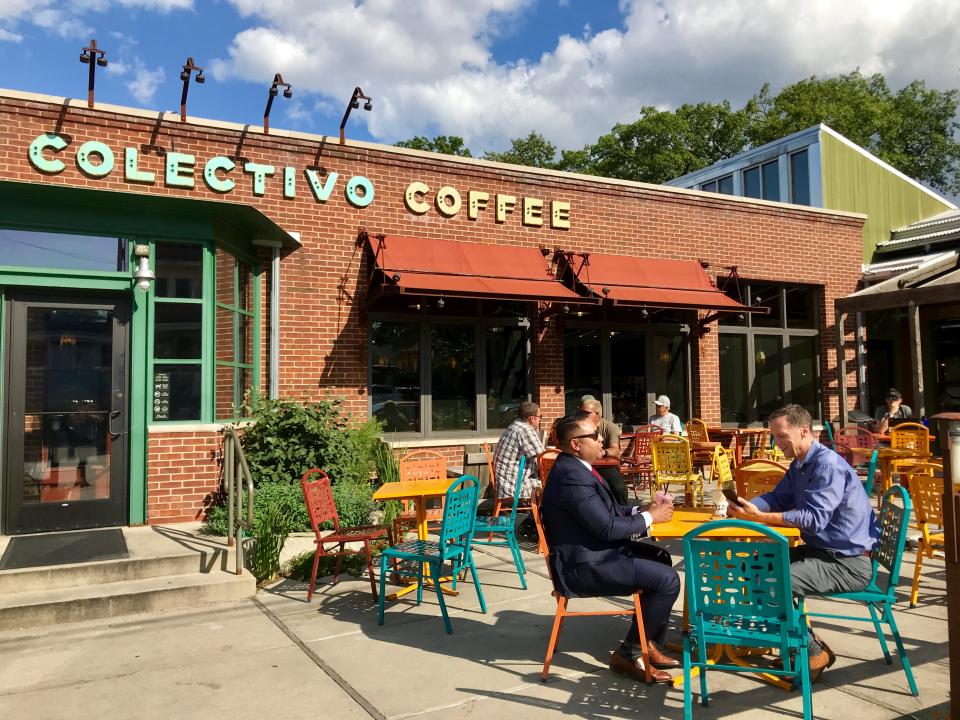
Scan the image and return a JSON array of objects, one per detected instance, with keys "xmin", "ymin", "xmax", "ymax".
[{"xmin": 728, "ymin": 403, "xmax": 879, "ymax": 682}]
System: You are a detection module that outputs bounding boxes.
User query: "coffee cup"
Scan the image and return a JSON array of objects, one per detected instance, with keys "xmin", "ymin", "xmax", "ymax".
[{"xmin": 711, "ymin": 489, "xmax": 728, "ymax": 518}]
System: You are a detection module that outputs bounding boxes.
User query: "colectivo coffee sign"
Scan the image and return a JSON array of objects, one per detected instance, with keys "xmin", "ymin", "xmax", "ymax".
[{"xmin": 27, "ymin": 133, "xmax": 572, "ymax": 230}]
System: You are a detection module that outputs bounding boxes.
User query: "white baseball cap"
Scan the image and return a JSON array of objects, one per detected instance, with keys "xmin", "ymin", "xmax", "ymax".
[{"xmin": 654, "ymin": 395, "xmax": 671, "ymax": 407}]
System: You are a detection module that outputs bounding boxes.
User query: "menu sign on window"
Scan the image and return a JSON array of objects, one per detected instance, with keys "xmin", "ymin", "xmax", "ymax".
[{"xmin": 154, "ymin": 371, "xmax": 170, "ymax": 420}]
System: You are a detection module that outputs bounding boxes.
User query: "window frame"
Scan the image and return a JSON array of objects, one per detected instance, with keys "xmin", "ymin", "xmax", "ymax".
[
  {"xmin": 368, "ymin": 306, "xmax": 533, "ymax": 438},
  {"xmin": 717, "ymin": 281, "xmax": 822, "ymax": 425}
]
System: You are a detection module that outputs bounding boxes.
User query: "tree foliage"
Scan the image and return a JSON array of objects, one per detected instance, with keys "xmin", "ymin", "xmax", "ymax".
[{"xmin": 396, "ymin": 70, "xmax": 960, "ymax": 193}]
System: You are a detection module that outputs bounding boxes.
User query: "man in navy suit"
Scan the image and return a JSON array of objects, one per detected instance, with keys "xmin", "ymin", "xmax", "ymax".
[{"xmin": 541, "ymin": 412, "xmax": 681, "ymax": 683}]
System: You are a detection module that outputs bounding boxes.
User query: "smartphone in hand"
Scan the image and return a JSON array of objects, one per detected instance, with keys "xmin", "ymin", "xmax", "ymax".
[{"xmin": 722, "ymin": 487, "xmax": 745, "ymax": 508}]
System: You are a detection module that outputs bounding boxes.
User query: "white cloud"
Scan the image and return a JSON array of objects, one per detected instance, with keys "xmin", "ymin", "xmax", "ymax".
[
  {"xmin": 0, "ymin": 28, "xmax": 23, "ymax": 42},
  {"xmin": 213, "ymin": 0, "xmax": 960, "ymax": 153},
  {"xmin": 116, "ymin": 0, "xmax": 193, "ymax": 10},
  {"xmin": 125, "ymin": 60, "xmax": 165, "ymax": 104},
  {"xmin": 0, "ymin": 0, "xmax": 191, "ymax": 42}
]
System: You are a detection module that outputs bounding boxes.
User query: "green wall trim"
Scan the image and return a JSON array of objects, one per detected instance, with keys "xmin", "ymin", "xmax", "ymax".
[
  {"xmin": 820, "ymin": 131, "xmax": 955, "ymax": 263},
  {"xmin": 128, "ymin": 249, "xmax": 149, "ymax": 525}
]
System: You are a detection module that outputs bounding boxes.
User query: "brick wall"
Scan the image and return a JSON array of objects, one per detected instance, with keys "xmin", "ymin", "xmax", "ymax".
[
  {"xmin": 146, "ymin": 431, "xmax": 221, "ymax": 524},
  {"xmin": 0, "ymin": 92, "xmax": 865, "ymax": 523}
]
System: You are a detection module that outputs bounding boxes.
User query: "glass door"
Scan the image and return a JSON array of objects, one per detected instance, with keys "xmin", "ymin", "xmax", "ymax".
[{"xmin": 4, "ymin": 293, "xmax": 130, "ymax": 533}]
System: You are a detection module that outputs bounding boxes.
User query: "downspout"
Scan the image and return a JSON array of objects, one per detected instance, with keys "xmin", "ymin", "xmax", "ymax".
[{"xmin": 270, "ymin": 245, "xmax": 279, "ymax": 399}]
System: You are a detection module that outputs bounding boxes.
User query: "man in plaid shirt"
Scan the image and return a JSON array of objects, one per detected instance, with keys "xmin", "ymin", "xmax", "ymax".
[{"xmin": 493, "ymin": 401, "xmax": 544, "ymax": 502}]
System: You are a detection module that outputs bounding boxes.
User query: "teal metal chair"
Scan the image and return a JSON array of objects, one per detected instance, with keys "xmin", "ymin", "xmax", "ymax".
[
  {"xmin": 473, "ymin": 456, "xmax": 528, "ymax": 589},
  {"xmin": 862, "ymin": 448, "xmax": 880, "ymax": 496},
  {"xmin": 802, "ymin": 485, "xmax": 918, "ymax": 696},
  {"xmin": 682, "ymin": 519, "xmax": 812, "ymax": 720},
  {"xmin": 377, "ymin": 475, "xmax": 486, "ymax": 634},
  {"xmin": 821, "ymin": 420, "xmax": 835, "ymax": 449}
]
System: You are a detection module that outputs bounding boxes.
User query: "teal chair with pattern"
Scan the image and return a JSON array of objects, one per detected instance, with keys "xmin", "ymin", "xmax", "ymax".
[
  {"xmin": 473, "ymin": 455, "xmax": 528, "ymax": 589},
  {"xmin": 682, "ymin": 519, "xmax": 812, "ymax": 720},
  {"xmin": 377, "ymin": 475, "xmax": 487, "ymax": 634},
  {"xmin": 802, "ymin": 485, "xmax": 918, "ymax": 696},
  {"xmin": 862, "ymin": 448, "xmax": 880, "ymax": 497}
]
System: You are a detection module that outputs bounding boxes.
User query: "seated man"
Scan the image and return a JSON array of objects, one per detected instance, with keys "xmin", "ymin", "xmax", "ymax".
[
  {"xmin": 493, "ymin": 401, "xmax": 544, "ymax": 505},
  {"xmin": 541, "ymin": 412, "xmax": 680, "ymax": 684},
  {"xmin": 870, "ymin": 387, "xmax": 912, "ymax": 434},
  {"xmin": 648, "ymin": 394, "xmax": 682, "ymax": 434},
  {"xmin": 728, "ymin": 403, "xmax": 879, "ymax": 682},
  {"xmin": 579, "ymin": 398, "xmax": 629, "ymax": 504}
]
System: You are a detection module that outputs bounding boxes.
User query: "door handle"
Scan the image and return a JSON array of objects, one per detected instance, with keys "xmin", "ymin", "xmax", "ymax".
[{"xmin": 108, "ymin": 409, "xmax": 124, "ymax": 437}]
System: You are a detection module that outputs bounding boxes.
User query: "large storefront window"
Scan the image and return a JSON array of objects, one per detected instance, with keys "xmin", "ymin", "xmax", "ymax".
[
  {"xmin": 369, "ymin": 304, "xmax": 530, "ymax": 436},
  {"xmin": 215, "ymin": 249, "xmax": 256, "ymax": 420},
  {"xmin": 0, "ymin": 228, "xmax": 128, "ymax": 272},
  {"xmin": 564, "ymin": 315, "xmax": 691, "ymax": 427},
  {"xmin": 719, "ymin": 282, "xmax": 821, "ymax": 424}
]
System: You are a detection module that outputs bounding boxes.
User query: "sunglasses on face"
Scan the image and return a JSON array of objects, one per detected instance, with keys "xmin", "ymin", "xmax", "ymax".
[{"xmin": 571, "ymin": 428, "xmax": 600, "ymax": 442}]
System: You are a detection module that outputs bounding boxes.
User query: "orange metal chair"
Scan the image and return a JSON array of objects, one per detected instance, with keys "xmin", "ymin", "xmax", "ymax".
[
  {"xmin": 537, "ymin": 449, "xmax": 562, "ymax": 489},
  {"xmin": 685, "ymin": 418, "xmax": 721, "ymax": 477},
  {"xmin": 300, "ymin": 469, "xmax": 387, "ymax": 602},
  {"xmin": 735, "ymin": 458, "xmax": 788, "ymax": 500},
  {"xmin": 907, "ymin": 463, "xmax": 945, "ymax": 607},
  {"xmin": 620, "ymin": 427, "xmax": 662, "ymax": 498},
  {"xmin": 530, "ymin": 487, "xmax": 650, "ymax": 683},
  {"xmin": 392, "ymin": 450, "xmax": 448, "ymax": 542}
]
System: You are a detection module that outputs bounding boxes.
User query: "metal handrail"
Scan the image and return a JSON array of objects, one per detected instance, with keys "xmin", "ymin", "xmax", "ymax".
[{"xmin": 223, "ymin": 426, "xmax": 255, "ymax": 576}]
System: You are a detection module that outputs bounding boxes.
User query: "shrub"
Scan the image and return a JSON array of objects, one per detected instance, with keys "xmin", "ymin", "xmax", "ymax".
[
  {"xmin": 284, "ymin": 538, "xmax": 390, "ymax": 582},
  {"xmin": 205, "ymin": 480, "xmax": 309, "ymax": 536},
  {"xmin": 248, "ymin": 501, "xmax": 297, "ymax": 584},
  {"xmin": 372, "ymin": 440, "xmax": 402, "ymax": 528}
]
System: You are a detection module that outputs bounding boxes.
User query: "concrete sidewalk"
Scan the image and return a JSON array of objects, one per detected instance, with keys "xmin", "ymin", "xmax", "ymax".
[{"xmin": 0, "ymin": 537, "xmax": 949, "ymax": 720}]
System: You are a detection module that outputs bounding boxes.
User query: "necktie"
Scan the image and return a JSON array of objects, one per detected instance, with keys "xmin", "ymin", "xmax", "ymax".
[{"xmin": 591, "ymin": 467, "xmax": 607, "ymax": 487}]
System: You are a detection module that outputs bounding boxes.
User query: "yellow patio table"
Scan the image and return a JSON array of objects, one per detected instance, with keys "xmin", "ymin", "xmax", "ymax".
[
  {"xmin": 651, "ymin": 508, "xmax": 802, "ymax": 690},
  {"xmin": 373, "ymin": 477, "xmax": 459, "ymax": 601}
]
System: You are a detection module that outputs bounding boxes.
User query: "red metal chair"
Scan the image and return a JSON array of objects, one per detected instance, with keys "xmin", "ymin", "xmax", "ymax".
[
  {"xmin": 833, "ymin": 426, "xmax": 877, "ymax": 467},
  {"xmin": 620, "ymin": 427, "xmax": 662, "ymax": 498},
  {"xmin": 300, "ymin": 468, "xmax": 387, "ymax": 602}
]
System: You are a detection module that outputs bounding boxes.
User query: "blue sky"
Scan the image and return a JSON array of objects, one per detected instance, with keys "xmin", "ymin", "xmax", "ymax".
[{"xmin": 0, "ymin": 1, "xmax": 957, "ymax": 158}]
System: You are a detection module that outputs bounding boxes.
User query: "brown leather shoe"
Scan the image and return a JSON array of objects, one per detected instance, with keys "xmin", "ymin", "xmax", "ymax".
[
  {"xmin": 609, "ymin": 651, "xmax": 673, "ymax": 684},
  {"xmin": 808, "ymin": 649, "xmax": 830, "ymax": 683},
  {"xmin": 648, "ymin": 641, "xmax": 680, "ymax": 669}
]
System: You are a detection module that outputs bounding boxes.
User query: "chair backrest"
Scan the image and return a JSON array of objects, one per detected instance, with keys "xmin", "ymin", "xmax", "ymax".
[
  {"xmin": 713, "ymin": 447, "xmax": 734, "ymax": 487},
  {"xmin": 749, "ymin": 428, "xmax": 770, "ymax": 457},
  {"xmin": 301, "ymin": 468, "xmax": 339, "ymax": 536},
  {"xmin": 537, "ymin": 449, "xmax": 561, "ymax": 487},
  {"xmin": 686, "ymin": 418, "xmax": 710, "ymax": 444},
  {"xmin": 631, "ymin": 429, "xmax": 662, "ymax": 465},
  {"xmin": 906, "ymin": 463, "xmax": 944, "ymax": 526},
  {"xmin": 399, "ymin": 450, "xmax": 448, "ymax": 482},
  {"xmin": 481, "ymin": 442, "xmax": 496, "ymax": 498},
  {"xmin": 890, "ymin": 423, "xmax": 930, "ymax": 452},
  {"xmin": 652, "ymin": 434, "xmax": 692, "ymax": 475},
  {"xmin": 871, "ymin": 485, "xmax": 913, "ymax": 596},
  {"xmin": 862, "ymin": 448, "xmax": 880, "ymax": 496},
  {"xmin": 530, "ymin": 486, "xmax": 557, "ymax": 586},
  {"xmin": 834, "ymin": 426, "xmax": 877, "ymax": 466},
  {"xmin": 437, "ymin": 475, "xmax": 480, "ymax": 562},
  {"xmin": 735, "ymin": 459, "xmax": 787, "ymax": 499},
  {"xmin": 821, "ymin": 420, "xmax": 835, "ymax": 447},
  {"xmin": 684, "ymin": 519, "xmax": 797, "ymax": 629}
]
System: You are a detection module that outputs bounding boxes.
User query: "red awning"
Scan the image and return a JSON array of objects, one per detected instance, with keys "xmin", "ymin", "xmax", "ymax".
[
  {"xmin": 366, "ymin": 234, "xmax": 586, "ymax": 303},
  {"xmin": 560, "ymin": 252, "xmax": 752, "ymax": 312}
]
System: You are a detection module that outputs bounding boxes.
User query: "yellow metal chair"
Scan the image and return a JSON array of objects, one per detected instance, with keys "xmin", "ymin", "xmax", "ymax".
[
  {"xmin": 908, "ymin": 463, "xmax": 945, "ymax": 608},
  {"xmin": 888, "ymin": 422, "xmax": 932, "ymax": 495},
  {"xmin": 651, "ymin": 434, "xmax": 703, "ymax": 506}
]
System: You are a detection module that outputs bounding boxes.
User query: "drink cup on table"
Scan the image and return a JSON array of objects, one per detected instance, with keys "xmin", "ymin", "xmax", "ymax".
[
  {"xmin": 711, "ymin": 489, "xmax": 728, "ymax": 518},
  {"xmin": 654, "ymin": 490, "xmax": 674, "ymax": 507}
]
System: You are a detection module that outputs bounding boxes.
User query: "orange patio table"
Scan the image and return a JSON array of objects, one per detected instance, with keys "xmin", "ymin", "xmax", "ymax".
[
  {"xmin": 651, "ymin": 508, "xmax": 801, "ymax": 690},
  {"xmin": 373, "ymin": 477, "xmax": 458, "ymax": 600}
]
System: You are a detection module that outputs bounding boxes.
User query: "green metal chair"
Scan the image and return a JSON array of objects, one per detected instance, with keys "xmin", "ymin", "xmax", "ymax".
[
  {"xmin": 377, "ymin": 475, "xmax": 487, "ymax": 634},
  {"xmin": 802, "ymin": 485, "xmax": 918, "ymax": 696},
  {"xmin": 682, "ymin": 519, "xmax": 812, "ymax": 720},
  {"xmin": 473, "ymin": 455, "xmax": 527, "ymax": 589}
]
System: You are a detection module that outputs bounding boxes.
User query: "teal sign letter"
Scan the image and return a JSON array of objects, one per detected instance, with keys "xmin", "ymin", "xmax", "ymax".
[{"xmin": 28, "ymin": 133, "xmax": 67, "ymax": 174}]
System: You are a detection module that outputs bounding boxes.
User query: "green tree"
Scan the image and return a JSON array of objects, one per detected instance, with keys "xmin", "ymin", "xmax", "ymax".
[
  {"xmin": 483, "ymin": 131, "xmax": 558, "ymax": 168},
  {"xmin": 395, "ymin": 135, "xmax": 473, "ymax": 157}
]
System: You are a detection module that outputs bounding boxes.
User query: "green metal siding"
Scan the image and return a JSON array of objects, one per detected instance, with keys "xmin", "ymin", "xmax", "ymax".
[{"xmin": 820, "ymin": 131, "xmax": 954, "ymax": 263}]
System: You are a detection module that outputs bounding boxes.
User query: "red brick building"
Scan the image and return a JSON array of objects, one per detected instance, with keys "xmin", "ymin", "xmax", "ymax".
[{"xmin": 0, "ymin": 88, "xmax": 863, "ymax": 535}]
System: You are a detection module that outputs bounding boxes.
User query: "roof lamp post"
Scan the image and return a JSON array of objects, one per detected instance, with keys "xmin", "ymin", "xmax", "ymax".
[
  {"xmin": 339, "ymin": 86, "xmax": 372, "ymax": 144},
  {"xmin": 79, "ymin": 39, "xmax": 108, "ymax": 109},
  {"xmin": 179, "ymin": 57, "xmax": 205, "ymax": 122},
  {"xmin": 132, "ymin": 243, "xmax": 155, "ymax": 292},
  {"xmin": 263, "ymin": 73, "xmax": 292, "ymax": 134}
]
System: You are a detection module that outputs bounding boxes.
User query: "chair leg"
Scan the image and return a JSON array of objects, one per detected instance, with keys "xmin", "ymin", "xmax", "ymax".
[
  {"xmin": 333, "ymin": 542, "xmax": 345, "ymax": 586},
  {"xmin": 364, "ymin": 541, "xmax": 378, "ymax": 602},
  {"xmin": 697, "ymin": 636, "xmax": 709, "ymax": 706},
  {"xmin": 910, "ymin": 542, "xmax": 925, "ymax": 608},
  {"xmin": 798, "ymin": 642, "xmax": 812, "ymax": 720},
  {"xmin": 377, "ymin": 555, "xmax": 388, "ymax": 626},
  {"xmin": 867, "ymin": 602, "xmax": 892, "ymax": 664},
  {"xmin": 307, "ymin": 547, "xmax": 322, "ymax": 603},
  {"xmin": 416, "ymin": 560, "xmax": 424, "ymax": 606},
  {"xmin": 682, "ymin": 634, "xmax": 692, "ymax": 720},
  {"xmin": 507, "ymin": 532, "xmax": 527, "ymax": 588},
  {"xmin": 467, "ymin": 552, "xmax": 487, "ymax": 612},
  {"xmin": 631, "ymin": 592, "xmax": 651, "ymax": 683},
  {"xmin": 542, "ymin": 597, "xmax": 566, "ymax": 682},
  {"xmin": 883, "ymin": 602, "xmax": 919, "ymax": 696},
  {"xmin": 430, "ymin": 561, "xmax": 453, "ymax": 634}
]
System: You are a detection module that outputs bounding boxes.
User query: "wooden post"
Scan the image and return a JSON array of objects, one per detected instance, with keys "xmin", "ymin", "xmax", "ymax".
[
  {"xmin": 836, "ymin": 310, "xmax": 849, "ymax": 427},
  {"xmin": 907, "ymin": 301, "xmax": 925, "ymax": 416}
]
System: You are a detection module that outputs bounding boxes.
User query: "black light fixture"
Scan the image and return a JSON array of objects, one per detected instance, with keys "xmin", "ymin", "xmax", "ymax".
[
  {"xmin": 263, "ymin": 73, "xmax": 293, "ymax": 134},
  {"xmin": 339, "ymin": 86, "xmax": 372, "ymax": 144},
  {"xmin": 179, "ymin": 57, "xmax": 205, "ymax": 122},
  {"xmin": 79, "ymin": 39, "xmax": 108, "ymax": 108}
]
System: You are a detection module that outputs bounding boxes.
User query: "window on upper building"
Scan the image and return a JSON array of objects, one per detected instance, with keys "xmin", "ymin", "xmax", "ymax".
[
  {"xmin": 790, "ymin": 149, "xmax": 811, "ymax": 205},
  {"xmin": 743, "ymin": 161, "xmax": 780, "ymax": 201},
  {"xmin": 700, "ymin": 175, "xmax": 734, "ymax": 195}
]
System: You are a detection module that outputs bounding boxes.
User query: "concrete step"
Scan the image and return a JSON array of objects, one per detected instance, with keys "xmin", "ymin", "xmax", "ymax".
[{"xmin": 0, "ymin": 570, "xmax": 256, "ymax": 630}]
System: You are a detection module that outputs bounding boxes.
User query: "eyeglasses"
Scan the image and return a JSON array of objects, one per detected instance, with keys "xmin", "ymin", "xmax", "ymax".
[{"xmin": 571, "ymin": 428, "xmax": 600, "ymax": 442}]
